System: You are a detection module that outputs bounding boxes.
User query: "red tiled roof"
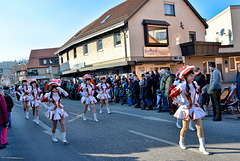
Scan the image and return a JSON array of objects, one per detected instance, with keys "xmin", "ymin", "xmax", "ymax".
[
  {"xmin": 56, "ymin": 0, "xmax": 208, "ymax": 54},
  {"xmin": 56, "ymin": 0, "xmax": 148, "ymax": 54},
  {"xmin": 27, "ymin": 48, "xmax": 59, "ymax": 69}
]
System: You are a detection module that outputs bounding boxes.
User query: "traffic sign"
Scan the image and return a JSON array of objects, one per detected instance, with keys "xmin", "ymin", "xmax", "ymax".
[
  {"xmin": 49, "ymin": 66, "xmax": 52, "ymax": 72},
  {"xmin": 10, "ymin": 78, "xmax": 13, "ymax": 82}
]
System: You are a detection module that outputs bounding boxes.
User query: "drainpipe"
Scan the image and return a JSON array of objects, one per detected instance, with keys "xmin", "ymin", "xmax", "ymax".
[{"xmin": 123, "ymin": 29, "xmax": 128, "ymax": 62}]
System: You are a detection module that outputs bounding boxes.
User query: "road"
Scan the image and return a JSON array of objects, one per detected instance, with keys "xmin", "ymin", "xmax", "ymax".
[{"xmin": 1, "ymin": 98, "xmax": 240, "ymax": 161}]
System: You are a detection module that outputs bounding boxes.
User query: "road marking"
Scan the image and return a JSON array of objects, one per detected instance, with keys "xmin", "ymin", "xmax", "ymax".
[
  {"xmin": 68, "ymin": 112, "xmax": 93, "ymax": 122},
  {"xmin": 38, "ymin": 120, "xmax": 62, "ymax": 141},
  {"xmin": 0, "ymin": 157, "xmax": 24, "ymax": 160},
  {"xmin": 128, "ymin": 130, "xmax": 200, "ymax": 154},
  {"xmin": 112, "ymin": 110, "xmax": 175, "ymax": 123}
]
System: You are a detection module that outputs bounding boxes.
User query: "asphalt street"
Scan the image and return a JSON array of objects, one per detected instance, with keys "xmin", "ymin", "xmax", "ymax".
[{"xmin": 1, "ymin": 98, "xmax": 240, "ymax": 161}]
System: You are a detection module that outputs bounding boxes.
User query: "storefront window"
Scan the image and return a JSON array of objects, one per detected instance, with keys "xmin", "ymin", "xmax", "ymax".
[
  {"xmin": 229, "ymin": 57, "xmax": 235, "ymax": 70},
  {"xmin": 144, "ymin": 25, "xmax": 169, "ymax": 47}
]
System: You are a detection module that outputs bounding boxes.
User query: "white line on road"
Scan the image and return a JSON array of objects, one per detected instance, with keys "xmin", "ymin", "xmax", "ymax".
[
  {"xmin": 0, "ymin": 157, "xmax": 25, "ymax": 160},
  {"xmin": 128, "ymin": 130, "xmax": 200, "ymax": 154},
  {"xmin": 112, "ymin": 110, "xmax": 175, "ymax": 123},
  {"xmin": 68, "ymin": 112, "xmax": 93, "ymax": 122}
]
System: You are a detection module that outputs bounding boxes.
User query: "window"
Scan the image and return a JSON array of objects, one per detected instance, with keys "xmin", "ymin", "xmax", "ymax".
[
  {"xmin": 114, "ymin": 32, "xmax": 121, "ymax": 46},
  {"xmin": 164, "ymin": 3, "xmax": 175, "ymax": 16},
  {"xmin": 61, "ymin": 57, "xmax": 63, "ymax": 64},
  {"xmin": 97, "ymin": 39, "xmax": 103, "ymax": 51},
  {"xmin": 189, "ymin": 31, "xmax": 196, "ymax": 42},
  {"xmin": 56, "ymin": 58, "xmax": 59, "ymax": 64},
  {"xmin": 84, "ymin": 44, "xmax": 88, "ymax": 55},
  {"xmin": 101, "ymin": 15, "xmax": 111, "ymax": 24},
  {"xmin": 43, "ymin": 59, "xmax": 47, "ymax": 64},
  {"xmin": 229, "ymin": 57, "xmax": 235, "ymax": 70},
  {"xmin": 74, "ymin": 48, "xmax": 77, "ymax": 58},
  {"xmin": 49, "ymin": 59, "xmax": 53, "ymax": 64},
  {"xmin": 67, "ymin": 51, "xmax": 69, "ymax": 61},
  {"xmin": 144, "ymin": 25, "xmax": 169, "ymax": 47}
]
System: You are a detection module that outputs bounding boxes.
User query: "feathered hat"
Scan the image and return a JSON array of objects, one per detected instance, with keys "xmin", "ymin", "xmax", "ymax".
[
  {"xmin": 49, "ymin": 79, "xmax": 61, "ymax": 87},
  {"xmin": 179, "ymin": 65, "xmax": 195, "ymax": 80}
]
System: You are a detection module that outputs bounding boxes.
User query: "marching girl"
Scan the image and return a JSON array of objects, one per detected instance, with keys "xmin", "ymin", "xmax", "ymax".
[
  {"xmin": 170, "ymin": 65, "xmax": 209, "ymax": 155},
  {"xmin": 29, "ymin": 78, "xmax": 43, "ymax": 124},
  {"xmin": 41, "ymin": 79, "xmax": 69, "ymax": 143},
  {"xmin": 96, "ymin": 75, "xmax": 111, "ymax": 114},
  {"xmin": 78, "ymin": 74, "xmax": 98, "ymax": 122},
  {"xmin": 16, "ymin": 78, "xmax": 31, "ymax": 119}
]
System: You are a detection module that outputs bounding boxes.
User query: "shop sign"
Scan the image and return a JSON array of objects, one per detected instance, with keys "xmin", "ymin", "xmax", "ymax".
[
  {"xmin": 143, "ymin": 47, "xmax": 170, "ymax": 57},
  {"xmin": 74, "ymin": 62, "xmax": 85, "ymax": 69}
]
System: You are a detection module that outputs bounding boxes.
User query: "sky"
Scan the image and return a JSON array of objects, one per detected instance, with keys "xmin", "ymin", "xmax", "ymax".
[{"xmin": 0, "ymin": 0, "xmax": 239, "ymax": 62}]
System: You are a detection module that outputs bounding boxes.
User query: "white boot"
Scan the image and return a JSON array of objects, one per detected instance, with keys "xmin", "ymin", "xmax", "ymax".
[
  {"xmin": 179, "ymin": 136, "xmax": 187, "ymax": 150},
  {"xmin": 93, "ymin": 113, "xmax": 99, "ymax": 122},
  {"xmin": 36, "ymin": 116, "xmax": 39, "ymax": 125},
  {"xmin": 33, "ymin": 115, "xmax": 36, "ymax": 122},
  {"xmin": 62, "ymin": 132, "xmax": 68, "ymax": 143},
  {"xmin": 52, "ymin": 133, "xmax": 58, "ymax": 142},
  {"xmin": 26, "ymin": 112, "xmax": 29, "ymax": 119},
  {"xmin": 199, "ymin": 138, "xmax": 209, "ymax": 155},
  {"xmin": 176, "ymin": 119, "xmax": 181, "ymax": 129},
  {"xmin": 189, "ymin": 120, "xmax": 196, "ymax": 131},
  {"xmin": 83, "ymin": 113, "xmax": 87, "ymax": 121},
  {"xmin": 107, "ymin": 108, "xmax": 111, "ymax": 114},
  {"xmin": 100, "ymin": 108, "xmax": 103, "ymax": 114}
]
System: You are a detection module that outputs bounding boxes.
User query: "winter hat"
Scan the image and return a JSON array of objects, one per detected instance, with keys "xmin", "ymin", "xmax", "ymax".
[
  {"xmin": 160, "ymin": 69, "xmax": 165, "ymax": 74},
  {"xmin": 209, "ymin": 62, "xmax": 216, "ymax": 68},
  {"xmin": 202, "ymin": 86, "xmax": 207, "ymax": 92},
  {"xmin": 139, "ymin": 81, "xmax": 144, "ymax": 86}
]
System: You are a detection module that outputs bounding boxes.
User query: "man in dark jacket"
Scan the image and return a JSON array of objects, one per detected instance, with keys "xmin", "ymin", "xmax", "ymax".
[
  {"xmin": 151, "ymin": 71, "xmax": 158, "ymax": 107},
  {"xmin": 165, "ymin": 70, "xmax": 175, "ymax": 114},
  {"xmin": 0, "ymin": 91, "xmax": 9, "ymax": 149},
  {"xmin": 194, "ymin": 67, "xmax": 206, "ymax": 91},
  {"xmin": 4, "ymin": 91, "xmax": 13, "ymax": 128},
  {"xmin": 144, "ymin": 73, "xmax": 153, "ymax": 110},
  {"xmin": 132, "ymin": 76, "xmax": 140, "ymax": 108}
]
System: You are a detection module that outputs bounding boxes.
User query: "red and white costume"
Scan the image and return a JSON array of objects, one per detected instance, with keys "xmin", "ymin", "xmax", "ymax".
[
  {"xmin": 171, "ymin": 66, "xmax": 206, "ymax": 120},
  {"xmin": 96, "ymin": 76, "xmax": 111, "ymax": 100},
  {"xmin": 79, "ymin": 83, "xmax": 97, "ymax": 105},
  {"xmin": 29, "ymin": 79, "xmax": 43, "ymax": 107},
  {"xmin": 41, "ymin": 80, "xmax": 69, "ymax": 120}
]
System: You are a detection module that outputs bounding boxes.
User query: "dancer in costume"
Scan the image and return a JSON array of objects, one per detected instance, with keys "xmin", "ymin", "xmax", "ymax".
[
  {"xmin": 78, "ymin": 74, "xmax": 98, "ymax": 122},
  {"xmin": 96, "ymin": 75, "xmax": 111, "ymax": 114},
  {"xmin": 170, "ymin": 65, "xmax": 209, "ymax": 155},
  {"xmin": 41, "ymin": 79, "xmax": 69, "ymax": 143},
  {"xmin": 16, "ymin": 78, "xmax": 31, "ymax": 119},
  {"xmin": 29, "ymin": 78, "xmax": 43, "ymax": 124}
]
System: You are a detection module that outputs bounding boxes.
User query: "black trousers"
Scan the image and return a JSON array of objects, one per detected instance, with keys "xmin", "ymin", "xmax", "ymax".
[{"xmin": 211, "ymin": 89, "xmax": 222, "ymax": 119}]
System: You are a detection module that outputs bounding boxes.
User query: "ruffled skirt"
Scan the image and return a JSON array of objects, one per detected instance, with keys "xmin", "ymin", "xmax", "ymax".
[
  {"xmin": 31, "ymin": 100, "xmax": 41, "ymax": 107},
  {"xmin": 174, "ymin": 105, "xmax": 206, "ymax": 120},
  {"xmin": 81, "ymin": 96, "xmax": 97, "ymax": 105},
  {"xmin": 97, "ymin": 93, "xmax": 110, "ymax": 100},
  {"xmin": 45, "ymin": 108, "xmax": 69, "ymax": 120},
  {"xmin": 20, "ymin": 95, "xmax": 30, "ymax": 102}
]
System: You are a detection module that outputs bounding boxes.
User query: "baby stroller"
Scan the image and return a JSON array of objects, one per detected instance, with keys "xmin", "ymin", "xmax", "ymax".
[{"xmin": 220, "ymin": 85, "xmax": 240, "ymax": 114}]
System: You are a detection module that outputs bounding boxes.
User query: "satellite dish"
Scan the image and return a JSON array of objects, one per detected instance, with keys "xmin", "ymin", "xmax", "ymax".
[{"xmin": 220, "ymin": 28, "xmax": 225, "ymax": 36}]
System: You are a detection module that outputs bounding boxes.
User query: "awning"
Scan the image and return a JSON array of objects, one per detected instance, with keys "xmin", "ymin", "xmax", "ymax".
[{"xmin": 142, "ymin": 19, "xmax": 170, "ymax": 26}]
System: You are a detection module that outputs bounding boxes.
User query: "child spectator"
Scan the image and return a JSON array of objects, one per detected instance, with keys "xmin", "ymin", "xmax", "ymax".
[
  {"xmin": 201, "ymin": 86, "xmax": 210, "ymax": 117},
  {"xmin": 127, "ymin": 88, "xmax": 133, "ymax": 106},
  {"xmin": 119, "ymin": 86, "xmax": 125, "ymax": 105},
  {"xmin": 114, "ymin": 83, "xmax": 119, "ymax": 103}
]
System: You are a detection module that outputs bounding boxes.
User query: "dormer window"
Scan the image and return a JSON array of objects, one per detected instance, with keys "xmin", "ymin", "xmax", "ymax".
[{"xmin": 101, "ymin": 15, "xmax": 111, "ymax": 24}]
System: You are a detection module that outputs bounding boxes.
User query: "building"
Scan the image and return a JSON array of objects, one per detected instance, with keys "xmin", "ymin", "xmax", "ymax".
[
  {"xmin": 205, "ymin": 5, "xmax": 240, "ymax": 82},
  {"xmin": 0, "ymin": 61, "xmax": 18, "ymax": 86},
  {"xmin": 27, "ymin": 48, "xmax": 60, "ymax": 83},
  {"xmin": 55, "ymin": 0, "xmax": 219, "ymax": 78},
  {"xmin": 16, "ymin": 64, "xmax": 28, "ymax": 83}
]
